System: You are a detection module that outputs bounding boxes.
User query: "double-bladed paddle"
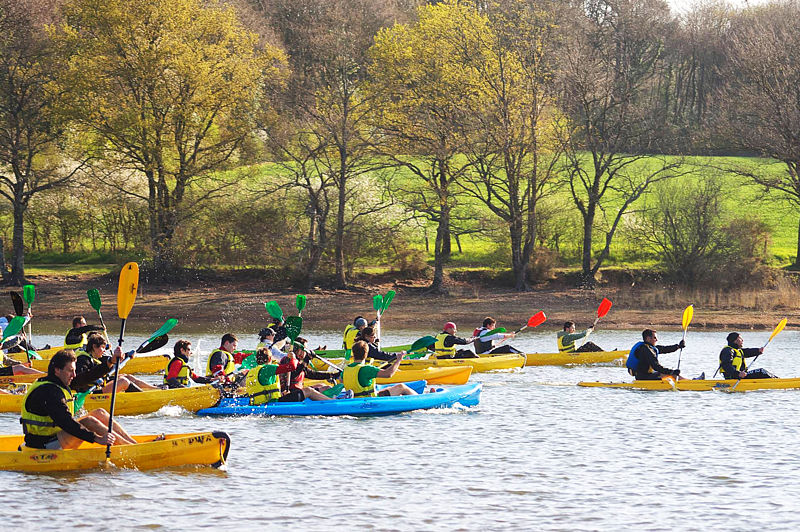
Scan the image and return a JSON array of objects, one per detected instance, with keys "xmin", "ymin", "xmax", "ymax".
[
  {"xmin": 106, "ymin": 262, "xmax": 139, "ymax": 460},
  {"xmin": 497, "ymin": 312, "xmax": 547, "ymax": 346},
  {"xmin": 592, "ymin": 298, "xmax": 613, "ymax": 328},
  {"xmin": 1, "ymin": 316, "xmax": 26, "ymax": 342},
  {"xmin": 265, "ymin": 301, "xmax": 283, "ymax": 322},
  {"xmin": 295, "ymin": 295, "xmax": 307, "ymax": 317},
  {"xmin": 9, "ymin": 292, "xmax": 23, "ymax": 317},
  {"xmin": 87, "ymin": 288, "xmax": 107, "ymax": 331},
  {"xmin": 676, "ymin": 305, "xmax": 693, "ymax": 371},
  {"xmin": 23, "ymin": 284, "xmax": 35, "ymax": 362}
]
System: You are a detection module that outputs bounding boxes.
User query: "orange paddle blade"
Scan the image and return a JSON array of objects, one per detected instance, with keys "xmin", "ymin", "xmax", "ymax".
[
  {"xmin": 117, "ymin": 262, "xmax": 139, "ymax": 319},
  {"xmin": 527, "ymin": 311, "xmax": 547, "ymax": 328},
  {"xmin": 597, "ymin": 298, "xmax": 612, "ymax": 318}
]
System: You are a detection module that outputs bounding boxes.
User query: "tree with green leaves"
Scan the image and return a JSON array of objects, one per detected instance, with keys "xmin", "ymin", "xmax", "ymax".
[
  {"xmin": 368, "ymin": 0, "xmax": 488, "ymax": 293},
  {"xmin": 52, "ymin": 0, "xmax": 286, "ymax": 273}
]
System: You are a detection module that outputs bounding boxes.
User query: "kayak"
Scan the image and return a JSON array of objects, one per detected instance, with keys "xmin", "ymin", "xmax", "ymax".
[
  {"xmin": 523, "ymin": 350, "xmax": 627, "ymax": 367},
  {"xmin": 306, "ymin": 365, "xmax": 472, "ymax": 386},
  {"xmin": 197, "ymin": 382, "xmax": 482, "ymax": 417},
  {"xmin": 234, "ymin": 344, "xmax": 411, "ymax": 362},
  {"xmin": 577, "ymin": 378, "xmax": 800, "ymax": 392},
  {"xmin": 316, "ymin": 353, "xmax": 524, "ymax": 373},
  {"xmin": 0, "ymin": 431, "xmax": 230, "ymax": 472},
  {"xmin": 0, "ymin": 384, "xmax": 221, "ymax": 415},
  {"xmin": 0, "ymin": 373, "xmax": 42, "ymax": 385},
  {"xmin": 26, "ymin": 354, "xmax": 169, "ymax": 375}
]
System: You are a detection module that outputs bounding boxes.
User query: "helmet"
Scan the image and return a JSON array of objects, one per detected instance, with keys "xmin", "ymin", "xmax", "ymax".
[
  {"xmin": 443, "ymin": 322, "xmax": 457, "ymax": 332},
  {"xmin": 354, "ymin": 317, "xmax": 368, "ymax": 328}
]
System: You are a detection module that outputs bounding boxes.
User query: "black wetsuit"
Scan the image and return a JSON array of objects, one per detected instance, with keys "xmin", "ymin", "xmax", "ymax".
[
  {"xmin": 22, "ymin": 376, "xmax": 97, "ymax": 449},
  {"xmin": 633, "ymin": 342, "xmax": 681, "ymax": 380},
  {"xmin": 719, "ymin": 346, "xmax": 776, "ymax": 379},
  {"xmin": 71, "ymin": 354, "xmax": 114, "ymax": 393}
]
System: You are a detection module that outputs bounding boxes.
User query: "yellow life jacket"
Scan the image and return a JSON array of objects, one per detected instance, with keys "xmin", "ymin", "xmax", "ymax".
[
  {"xmin": 433, "ymin": 333, "xmax": 455, "ymax": 358},
  {"xmin": 206, "ymin": 348, "xmax": 236, "ymax": 377},
  {"xmin": 557, "ymin": 331, "xmax": 576, "ymax": 353},
  {"xmin": 720, "ymin": 347, "xmax": 746, "ymax": 375},
  {"xmin": 342, "ymin": 325, "xmax": 359, "ymax": 351},
  {"xmin": 164, "ymin": 356, "xmax": 191, "ymax": 386},
  {"xmin": 245, "ymin": 365, "xmax": 282, "ymax": 405},
  {"xmin": 64, "ymin": 331, "xmax": 87, "ymax": 350},
  {"xmin": 20, "ymin": 379, "xmax": 74, "ymax": 437},
  {"xmin": 343, "ymin": 361, "xmax": 376, "ymax": 397}
]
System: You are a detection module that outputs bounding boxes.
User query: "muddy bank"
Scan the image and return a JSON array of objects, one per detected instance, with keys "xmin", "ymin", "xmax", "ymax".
[{"xmin": 7, "ymin": 273, "xmax": 797, "ymax": 334}]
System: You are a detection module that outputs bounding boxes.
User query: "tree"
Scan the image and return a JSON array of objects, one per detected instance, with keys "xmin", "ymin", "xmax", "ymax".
[
  {"xmin": 259, "ymin": 0, "xmax": 403, "ymax": 288},
  {"xmin": 458, "ymin": 0, "xmax": 564, "ymax": 291},
  {"xmin": 720, "ymin": 1, "xmax": 800, "ymax": 267},
  {"xmin": 556, "ymin": 0, "xmax": 684, "ymax": 287},
  {"xmin": 52, "ymin": 0, "xmax": 286, "ymax": 272},
  {"xmin": 0, "ymin": 0, "xmax": 83, "ymax": 285},
  {"xmin": 368, "ymin": 0, "xmax": 487, "ymax": 293}
]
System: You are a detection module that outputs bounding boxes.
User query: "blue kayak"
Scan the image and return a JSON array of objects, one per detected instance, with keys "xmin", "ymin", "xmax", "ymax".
[{"xmin": 197, "ymin": 382, "xmax": 481, "ymax": 417}]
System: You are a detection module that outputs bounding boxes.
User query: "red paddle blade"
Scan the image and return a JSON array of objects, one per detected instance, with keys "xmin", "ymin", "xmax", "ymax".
[
  {"xmin": 527, "ymin": 311, "xmax": 547, "ymax": 328},
  {"xmin": 597, "ymin": 298, "xmax": 612, "ymax": 318}
]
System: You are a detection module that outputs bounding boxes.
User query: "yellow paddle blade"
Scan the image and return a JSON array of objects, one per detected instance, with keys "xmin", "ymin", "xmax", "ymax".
[
  {"xmin": 117, "ymin": 262, "xmax": 139, "ymax": 319},
  {"xmin": 681, "ymin": 305, "xmax": 694, "ymax": 331},
  {"xmin": 768, "ymin": 318, "xmax": 788, "ymax": 344}
]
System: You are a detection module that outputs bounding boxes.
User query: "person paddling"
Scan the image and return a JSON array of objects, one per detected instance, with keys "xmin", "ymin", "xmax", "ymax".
[
  {"xmin": 357, "ymin": 326, "xmax": 404, "ymax": 362},
  {"xmin": 718, "ymin": 332, "xmax": 777, "ymax": 380},
  {"xmin": 20, "ymin": 349, "xmax": 137, "ymax": 450},
  {"xmin": 343, "ymin": 316, "xmax": 371, "ymax": 351},
  {"xmin": 557, "ymin": 321, "xmax": 604, "ymax": 353},
  {"xmin": 164, "ymin": 340, "xmax": 221, "ymax": 389},
  {"xmin": 473, "ymin": 317, "xmax": 519, "ymax": 355},
  {"xmin": 0, "ymin": 336, "xmax": 43, "ymax": 377},
  {"xmin": 73, "ymin": 333, "xmax": 158, "ymax": 393},
  {"xmin": 626, "ymin": 329, "xmax": 685, "ymax": 380},
  {"xmin": 206, "ymin": 333, "xmax": 243, "ymax": 385},
  {"xmin": 64, "ymin": 315, "xmax": 106, "ymax": 350},
  {"xmin": 276, "ymin": 340, "xmax": 336, "ymax": 401},
  {"xmin": 343, "ymin": 340, "xmax": 415, "ymax": 397},
  {"xmin": 430, "ymin": 322, "xmax": 478, "ymax": 359},
  {"xmin": 243, "ymin": 347, "xmax": 297, "ymax": 405}
]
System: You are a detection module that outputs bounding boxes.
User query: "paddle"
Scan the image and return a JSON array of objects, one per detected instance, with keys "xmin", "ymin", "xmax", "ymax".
[
  {"xmin": 498, "ymin": 312, "xmax": 547, "ymax": 346},
  {"xmin": 380, "ymin": 290, "xmax": 395, "ymax": 315},
  {"xmin": 373, "ymin": 294, "xmax": 384, "ymax": 341},
  {"xmin": 676, "ymin": 304, "xmax": 693, "ymax": 371},
  {"xmin": 478, "ymin": 327, "xmax": 506, "ymax": 338},
  {"xmin": 592, "ymin": 298, "xmax": 613, "ymax": 328},
  {"xmin": 295, "ymin": 295, "xmax": 307, "ymax": 317},
  {"xmin": 2, "ymin": 316, "xmax": 26, "ymax": 342},
  {"xmin": 87, "ymin": 288, "xmax": 107, "ymax": 331},
  {"xmin": 730, "ymin": 318, "xmax": 787, "ymax": 392},
  {"xmin": 409, "ymin": 335, "xmax": 437, "ymax": 353},
  {"xmin": 9, "ymin": 292, "xmax": 23, "ymax": 317},
  {"xmin": 285, "ymin": 316, "xmax": 302, "ymax": 342},
  {"xmin": 106, "ymin": 262, "xmax": 139, "ymax": 460},
  {"xmin": 23, "ymin": 284, "xmax": 34, "ymax": 363},
  {"xmin": 265, "ymin": 301, "xmax": 283, "ymax": 322}
]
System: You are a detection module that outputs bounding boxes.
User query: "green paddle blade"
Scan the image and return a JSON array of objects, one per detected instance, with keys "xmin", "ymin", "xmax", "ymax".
[
  {"xmin": 23, "ymin": 284, "xmax": 35, "ymax": 305},
  {"xmin": 74, "ymin": 390, "xmax": 92, "ymax": 412},
  {"xmin": 27, "ymin": 349, "xmax": 42, "ymax": 360},
  {"xmin": 373, "ymin": 295, "xmax": 383, "ymax": 311},
  {"xmin": 240, "ymin": 354, "xmax": 257, "ymax": 370},
  {"xmin": 265, "ymin": 301, "xmax": 283, "ymax": 320},
  {"xmin": 2, "ymin": 316, "xmax": 26, "ymax": 341},
  {"xmin": 409, "ymin": 335, "xmax": 437, "ymax": 352},
  {"xmin": 147, "ymin": 318, "xmax": 178, "ymax": 343},
  {"xmin": 285, "ymin": 316, "xmax": 303, "ymax": 342},
  {"xmin": 380, "ymin": 290, "xmax": 396, "ymax": 314},
  {"xmin": 87, "ymin": 289, "xmax": 102, "ymax": 312},
  {"xmin": 322, "ymin": 383, "xmax": 344, "ymax": 398},
  {"xmin": 480, "ymin": 327, "xmax": 506, "ymax": 337},
  {"xmin": 295, "ymin": 294, "xmax": 307, "ymax": 313}
]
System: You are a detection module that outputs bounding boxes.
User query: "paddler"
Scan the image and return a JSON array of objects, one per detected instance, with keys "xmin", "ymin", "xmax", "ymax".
[
  {"xmin": 20, "ymin": 349, "xmax": 137, "ymax": 449},
  {"xmin": 73, "ymin": 332, "xmax": 158, "ymax": 393},
  {"xmin": 64, "ymin": 315, "xmax": 106, "ymax": 350},
  {"xmin": 343, "ymin": 316, "xmax": 370, "ymax": 350},
  {"xmin": 357, "ymin": 326, "xmax": 405, "ymax": 362},
  {"xmin": 718, "ymin": 332, "xmax": 777, "ymax": 380},
  {"xmin": 626, "ymin": 329, "xmax": 685, "ymax": 380},
  {"xmin": 277, "ymin": 338, "xmax": 337, "ymax": 401},
  {"xmin": 473, "ymin": 317, "xmax": 519, "ymax": 355},
  {"xmin": 0, "ymin": 335, "xmax": 44, "ymax": 377},
  {"xmin": 206, "ymin": 333, "xmax": 243, "ymax": 385},
  {"xmin": 429, "ymin": 322, "xmax": 478, "ymax": 359},
  {"xmin": 343, "ymin": 340, "xmax": 415, "ymax": 397},
  {"xmin": 243, "ymin": 346, "xmax": 297, "ymax": 405},
  {"xmin": 164, "ymin": 340, "xmax": 221, "ymax": 388},
  {"xmin": 557, "ymin": 321, "xmax": 604, "ymax": 353}
]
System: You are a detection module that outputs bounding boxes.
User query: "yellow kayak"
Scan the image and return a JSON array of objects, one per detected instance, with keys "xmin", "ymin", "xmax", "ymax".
[
  {"xmin": 522, "ymin": 350, "xmax": 627, "ymax": 367},
  {"xmin": 0, "ymin": 372, "xmax": 42, "ymax": 385},
  {"xmin": 0, "ymin": 431, "xmax": 230, "ymax": 472},
  {"xmin": 305, "ymin": 365, "xmax": 473, "ymax": 387},
  {"xmin": 578, "ymin": 378, "xmax": 800, "ymax": 392},
  {"xmin": 25, "ymin": 354, "xmax": 168, "ymax": 375},
  {"xmin": 0, "ymin": 384, "xmax": 221, "ymax": 415},
  {"xmin": 318, "ymin": 353, "xmax": 524, "ymax": 373}
]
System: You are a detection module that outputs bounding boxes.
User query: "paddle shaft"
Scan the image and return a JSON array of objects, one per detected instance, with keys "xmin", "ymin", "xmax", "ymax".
[
  {"xmin": 676, "ymin": 328, "xmax": 688, "ymax": 370},
  {"xmin": 106, "ymin": 318, "xmax": 127, "ymax": 459}
]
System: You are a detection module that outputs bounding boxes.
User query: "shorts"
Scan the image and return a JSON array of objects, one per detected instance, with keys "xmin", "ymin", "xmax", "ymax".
[
  {"xmin": 278, "ymin": 389, "xmax": 305, "ymax": 402},
  {"xmin": 0, "ymin": 366, "xmax": 13, "ymax": 376}
]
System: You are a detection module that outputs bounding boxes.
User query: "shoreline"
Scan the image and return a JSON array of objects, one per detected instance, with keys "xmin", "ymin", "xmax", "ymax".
[{"xmin": 8, "ymin": 274, "xmax": 796, "ymax": 334}]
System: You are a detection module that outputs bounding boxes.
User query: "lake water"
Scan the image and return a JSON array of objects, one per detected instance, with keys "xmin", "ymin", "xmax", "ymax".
[{"xmin": 3, "ymin": 327, "xmax": 799, "ymax": 530}]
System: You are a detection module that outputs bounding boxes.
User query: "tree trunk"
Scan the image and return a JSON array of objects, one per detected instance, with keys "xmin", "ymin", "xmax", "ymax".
[
  {"xmin": 429, "ymin": 205, "xmax": 450, "ymax": 294},
  {"xmin": 10, "ymin": 205, "xmax": 26, "ymax": 286},
  {"xmin": 510, "ymin": 218, "xmax": 530, "ymax": 291},
  {"xmin": 795, "ymin": 216, "xmax": 800, "ymax": 269},
  {"xmin": 0, "ymin": 237, "xmax": 8, "ymax": 283},
  {"xmin": 442, "ymin": 228, "xmax": 451, "ymax": 261},
  {"xmin": 580, "ymin": 203, "xmax": 596, "ymax": 289}
]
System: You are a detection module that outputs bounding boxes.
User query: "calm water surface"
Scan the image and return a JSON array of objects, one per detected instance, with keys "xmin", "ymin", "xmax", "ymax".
[{"xmin": 3, "ymin": 328, "xmax": 800, "ymax": 530}]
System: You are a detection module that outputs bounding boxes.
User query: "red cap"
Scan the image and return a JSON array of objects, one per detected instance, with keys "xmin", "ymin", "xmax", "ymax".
[{"xmin": 443, "ymin": 322, "xmax": 456, "ymax": 331}]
